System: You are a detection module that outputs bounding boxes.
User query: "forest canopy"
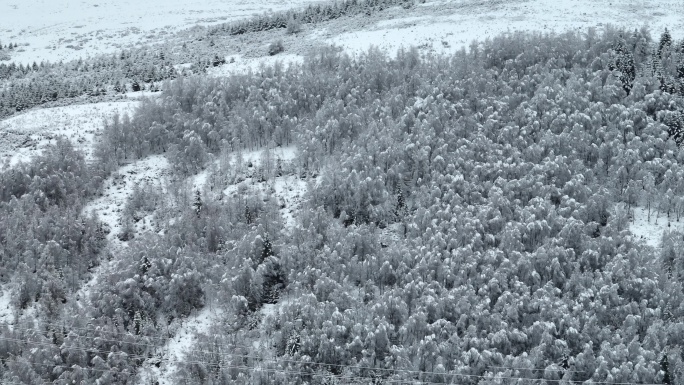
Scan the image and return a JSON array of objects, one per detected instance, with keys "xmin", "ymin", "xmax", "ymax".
[{"xmin": 1, "ymin": 25, "xmax": 684, "ymax": 384}]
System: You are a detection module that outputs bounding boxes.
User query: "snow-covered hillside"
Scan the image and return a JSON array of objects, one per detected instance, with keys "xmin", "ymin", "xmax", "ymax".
[
  {"xmin": 1, "ymin": 0, "xmax": 325, "ymax": 64},
  {"xmin": 2, "ymin": 0, "xmax": 684, "ymax": 383},
  {"xmin": 83, "ymin": 154, "xmax": 169, "ymax": 243},
  {"xmin": 325, "ymin": 0, "xmax": 684, "ymax": 55},
  {"xmin": 0, "ymin": 100, "xmax": 139, "ymax": 168},
  {"xmin": 4, "ymin": 0, "xmax": 682, "ymax": 65}
]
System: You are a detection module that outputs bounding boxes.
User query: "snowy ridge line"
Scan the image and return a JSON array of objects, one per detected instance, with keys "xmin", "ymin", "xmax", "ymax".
[{"xmin": 0, "ymin": 335, "xmax": 659, "ymax": 385}]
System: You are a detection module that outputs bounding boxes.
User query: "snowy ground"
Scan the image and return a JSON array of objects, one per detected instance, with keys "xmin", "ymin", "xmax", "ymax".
[
  {"xmin": 629, "ymin": 206, "xmax": 684, "ymax": 249},
  {"xmin": 324, "ymin": 0, "xmax": 684, "ymax": 56},
  {"xmin": 206, "ymin": 54, "xmax": 304, "ymax": 78},
  {"xmin": 1, "ymin": 0, "xmax": 325, "ymax": 65},
  {"xmin": 137, "ymin": 306, "xmax": 223, "ymax": 385},
  {"xmin": 0, "ymin": 288, "xmax": 13, "ymax": 325},
  {"xmin": 0, "ymin": 100, "xmax": 139, "ymax": 169},
  {"xmin": 83, "ymin": 154, "xmax": 169, "ymax": 243},
  {"xmin": 216, "ymin": 147, "xmax": 308, "ymax": 229},
  {"xmin": 76, "ymin": 154, "xmax": 169, "ymax": 324}
]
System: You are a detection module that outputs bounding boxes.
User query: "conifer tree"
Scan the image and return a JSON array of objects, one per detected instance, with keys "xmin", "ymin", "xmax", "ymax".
[
  {"xmin": 659, "ymin": 28, "xmax": 673, "ymax": 59},
  {"xmin": 662, "ymin": 354, "xmax": 672, "ymax": 385},
  {"xmin": 612, "ymin": 37, "xmax": 636, "ymax": 94},
  {"xmin": 193, "ymin": 190, "xmax": 203, "ymax": 217}
]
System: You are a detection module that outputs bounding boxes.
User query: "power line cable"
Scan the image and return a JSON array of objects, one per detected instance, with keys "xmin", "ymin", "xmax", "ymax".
[{"xmin": 0, "ymin": 334, "xmax": 665, "ymax": 385}]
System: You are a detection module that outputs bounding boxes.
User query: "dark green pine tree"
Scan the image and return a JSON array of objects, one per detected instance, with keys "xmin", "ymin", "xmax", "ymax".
[
  {"xmin": 612, "ymin": 37, "xmax": 636, "ymax": 94},
  {"xmin": 661, "ymin": 354, "xmax": 672, "ymax": 385},
  {"xmin": 193, "ymin": 189, "xmax": 202, "ymax": 217},
  {"xmin": 140, "ymin": 255, "xmax": 151, "ymax": 276},
  {"xmin": 659, "ymin": 28, "xmax": 673, "ymax": 59},
  {"xmin": 261, "ymin": 237, "xmax": 273, "ymax": 263},
  {"xmin": 133, "ymin": 310, "xmax": 143, "ymax": 335},
  {"xmin": 245, "ymin": 204, "xmax": 252, "ymax": 224},
  {"xmin": 668, "ymin": 112, "xmax": 684, "ymax": 145}
]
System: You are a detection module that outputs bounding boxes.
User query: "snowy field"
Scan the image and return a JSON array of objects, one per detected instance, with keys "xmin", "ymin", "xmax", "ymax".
[
  {"xmin": 325, "ymin": 0, "xmax": 684, "ymax": 56},
  {"xmin": 1, "ymin": 0, "xmax": 681, "ymax": 66},
  {"xmin": 207, "ymin": 54, "xmax": 305, "ymax": 78},
  {"xmin": 0, "ymin": 100, "xmax": 139, "ymax": 168},
  {"xmin": 1, "ymin": 0, "xmax": 325, "ymax": 65}
]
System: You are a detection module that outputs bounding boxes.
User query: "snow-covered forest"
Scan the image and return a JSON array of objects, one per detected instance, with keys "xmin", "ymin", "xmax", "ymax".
[{"xmin": 2, "ymin": 0, "xmax": 684, "ymax": 384}]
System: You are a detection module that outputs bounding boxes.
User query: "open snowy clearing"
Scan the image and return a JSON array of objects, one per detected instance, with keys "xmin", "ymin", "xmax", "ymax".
[
  {"xmin": 207, "ymin": 54, "xmax": 305, "ymax": 78},
  {"xmin": 1, "ymin": 0, "xmax": 325, "ymax": 65},
  {"xmin": 2, "ymin": 0, "xmax": 680, "ymax": 67},
  {"xmin": 137, "ymin": 306, "xmax": 224, "ymax": 385},
  {"xmin": 216, "ymin": 147, "xmax": 308, "ymax": 229},
  {"xmin": 83, "ymin": 154, "xmax": 169, "ymax": 243},
  {"xmin": 629, "ymin": 206, "xmax": 684, "ymax": 249},
  {"xmin": 0, "ymin": 100, "xmax": 139, "ymax": 168},
  {"xmin": 0, "ymin": 288, "xmax": 13, "ymax": 325}
]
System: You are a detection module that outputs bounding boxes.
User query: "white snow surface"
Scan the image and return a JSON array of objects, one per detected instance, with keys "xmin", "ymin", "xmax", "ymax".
[
  {"xmin": 1, "ymin": 0, "xmax": 325, "ymax": 65},
  {"xmin": 0, "ymin": 0, "xmax": 680, "ymax": 67},
  {"xmin": 83, "ymin": 154, "xmax": 169, "ymax": 243},
  {"xmin": 629, "ymin": 207, "xmax": 684, "ymax": 249},
  {"xmin": 327, "ymin": 0, "xmax": 684, "ymax": 56},
  {"xmin": 219, "ymin": 147, "xmax": 307, "ymax": 229},
  {"xmin": 0, "ymin": 101, "xmax": 139, "ymax": 169},
  {"xmin": 272, "ymin": 175, "xmax": 309, "ymax": 228},
  {"xmin": 207, "ymin": 54, "xmax": 305, "ymax": 78},
  {"xmin": 0, "ymin": 288, "xmax": 13, "ymax": 325},
  {"xmin": 137, "ymin": 306, "xmax": 223, "ymax": 385}
]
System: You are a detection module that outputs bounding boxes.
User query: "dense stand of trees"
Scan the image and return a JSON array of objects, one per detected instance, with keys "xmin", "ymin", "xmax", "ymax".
[
  {"xmin": 0, "ymin": 50, "xmax": 180, "ymax": 119},
  {"xmin": 2, "ymin": 25, "xmax": 684, "ymax": 384},
  {"xmin": 208, "ymin": 0, "xmax": 414, "ymax": 37},
  {"xmin": 0, "ymin": 0, "xmax": 419, "ymax": 120},
  {"xmin": 0, "ymin": 138, "xmax": 107, "ymax": 312}
]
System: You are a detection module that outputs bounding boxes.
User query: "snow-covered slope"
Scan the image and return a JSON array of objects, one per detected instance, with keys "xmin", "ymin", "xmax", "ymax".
[
  {"xmin": 630, "ymin": 207, "xmax": 684, "ymax": 249},
  {"xmin": 1, "ymin": 0, "xmax": 683, "ymax": 383},
  {"xmin": 1, "ymin": 0, "xmax": 325, "ymax": 65},
  {"xmin": 83, "ymin": 154, "xmax": 169, "ymax": 243},
  {"xmin": 0, "ymin": 100, "xmax": 139, "ymax": 168},
  {"xmin": 4, "ymin": 0, "xmax": 681, "ymax": 66},
  {"xmin": 137, "ymin": 307, "xmax": 224, "ymax": 385},
  {"xmin": 323, "ymin": 0, "xmax": 684, "ymax": 55},
  {"xmin": 207, "ymin": 54, "xmax": 305, "ymax": 78}
]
